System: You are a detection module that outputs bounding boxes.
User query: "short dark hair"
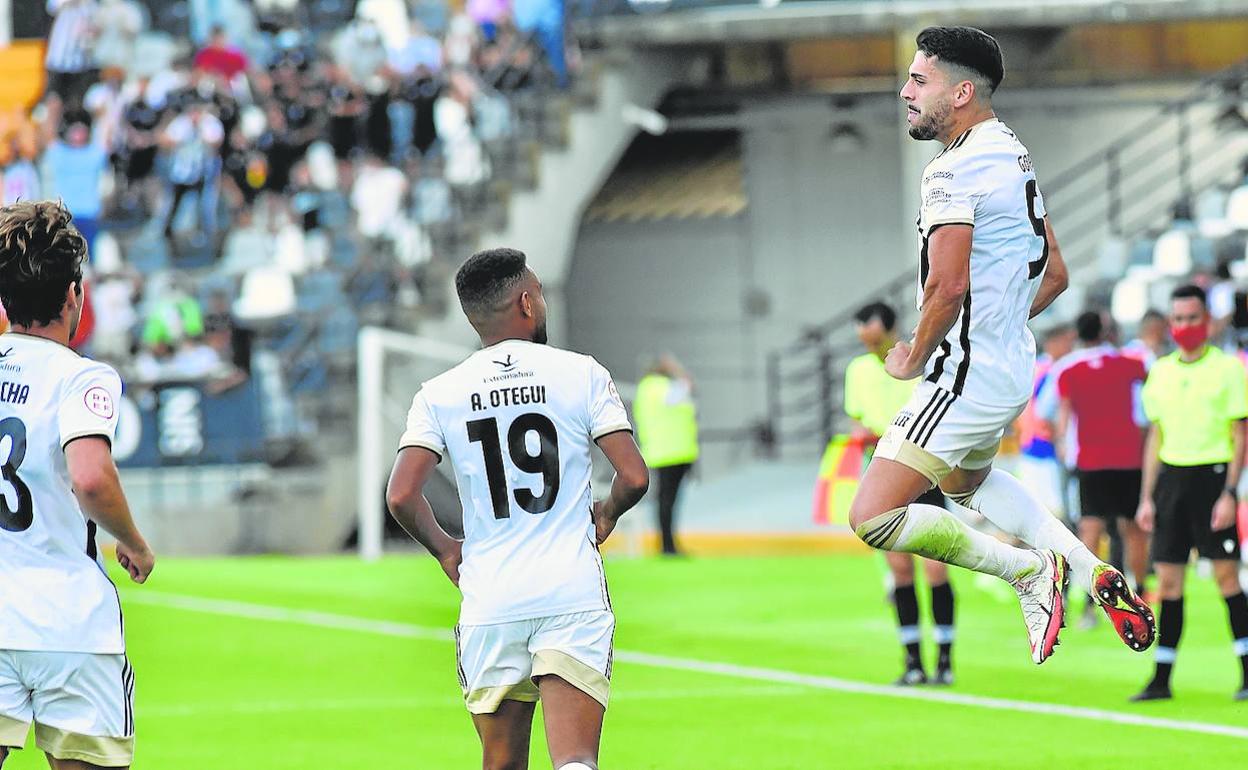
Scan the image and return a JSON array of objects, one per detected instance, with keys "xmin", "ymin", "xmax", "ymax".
[
  {"xmin": 1075, "ymin": 310, "xmax": 1103, "ymax": 343},
  {"xmin": 1141, "ymin": 309, "xmax": 1167, "ymax": 325},
  {"xmin": 0, "ymin": 201, "xmax": 86, "ymax": 327},
  {"xmin": 455, "ymin": 247, "xmax": 528, "ymax": 320},
  {"xmin": 916, "ymin": 26, "xmax": 1005, "ymax": 95},
  {"xmin": 854, "ymin": 301, "xmax": 897, "ymax": 332},
  {"xmin": 1171, "ymin": 284, "xmax": 1207, "ymax": 308}
]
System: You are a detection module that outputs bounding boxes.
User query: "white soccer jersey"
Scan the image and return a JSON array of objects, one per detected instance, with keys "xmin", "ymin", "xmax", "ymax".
[
  {"xmin": 0, "ymin": 333, "xmax": 125, "ymax": 655},
  {"xmin": 916, "ymin": 118, "xmax": 1049, "ymax": 408},
  {"xmin": 399, "ymin": 339, "xmax": 632, "ymax": 626}
]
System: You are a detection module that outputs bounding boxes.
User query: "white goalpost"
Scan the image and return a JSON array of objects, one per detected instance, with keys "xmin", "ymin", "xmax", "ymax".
[{"xmin": 356, "ymin": 326, "xmax": 475, "ymax": 561}]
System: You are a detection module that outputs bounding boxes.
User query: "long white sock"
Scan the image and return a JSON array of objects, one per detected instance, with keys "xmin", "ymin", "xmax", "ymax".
[
  {"xmin": 558, "ymin": 764, "xmax": 595, "ymax": 770},
  {"xmin": 857, "ymin": 503, "xmax": 1042, "ymax": 582},
  {"xmin": 948, "ymin": 468, "xmax": 1100, "ymax": 591}
]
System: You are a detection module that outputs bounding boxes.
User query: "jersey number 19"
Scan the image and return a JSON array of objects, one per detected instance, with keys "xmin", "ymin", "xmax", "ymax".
[{"xmin": 466, "ymin": 414, "xmax": 561, "ymax": 519}]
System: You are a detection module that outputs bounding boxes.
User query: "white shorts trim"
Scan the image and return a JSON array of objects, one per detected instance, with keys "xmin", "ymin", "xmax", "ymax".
[
  {"xmin": 875, "ymin": 382, "xmax": 1025, "ymax": 485},
  {"xmin": 456, "ymin": 610, "xmax": 614, "ymax": 714}
]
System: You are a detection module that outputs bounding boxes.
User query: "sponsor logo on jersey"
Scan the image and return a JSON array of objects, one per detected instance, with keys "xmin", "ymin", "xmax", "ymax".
[
  {"xmin": 923, "ymin": 170, "xmax": 953, "ymax": 184},
  {"xmin": 1018, "ymin": 154, "xmax": 1034, "ymax": 173},
  {"xmin": 493, "ymin": 354, "xmax": 518, "ymax": 373}
]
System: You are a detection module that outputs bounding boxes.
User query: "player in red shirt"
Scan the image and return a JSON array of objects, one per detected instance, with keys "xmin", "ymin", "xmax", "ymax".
[{"xmin": 1054, "ymin": 311, "xmax": 1150, "ymax": 630}]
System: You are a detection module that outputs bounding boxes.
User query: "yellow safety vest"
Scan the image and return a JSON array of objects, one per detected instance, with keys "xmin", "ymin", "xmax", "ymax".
[{"xmin": 633, "ymin": 373, "xmax": 699, "ymax": 468}]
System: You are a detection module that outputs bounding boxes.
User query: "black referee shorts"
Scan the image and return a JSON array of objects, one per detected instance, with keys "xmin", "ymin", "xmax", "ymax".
[
  {"xmin": 1078, "ymin": 469, "xmax": 1142, "ymax": 521},
  {"xmin": 1152, "ymin": 463, "xmax": 1242, "ymax": 563}
]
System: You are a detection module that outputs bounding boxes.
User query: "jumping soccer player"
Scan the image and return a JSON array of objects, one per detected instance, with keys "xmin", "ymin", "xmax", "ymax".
[
  {"xmin": 848, "ymin": 26, "xmax": 1155, "ymax": 665},
  {"xmin": 0, "ymin": 200, "xmax": 156, "ymax": 769},
  {"xmin": 386, "ymin": 247, "xmax": 649, "ymax": 770}
]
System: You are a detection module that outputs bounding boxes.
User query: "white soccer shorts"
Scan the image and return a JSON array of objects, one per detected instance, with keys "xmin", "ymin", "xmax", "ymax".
[
  {"xmin": 455, "ymin": 609, "xmax": 615, "ymax": 715},
  {"xmin": 0, "ymin": 650, "xmax": 134, "ymax": 767},
  {"xmin": 875, "ymin": 381, "xmax": 1026, "ymax": 486}
]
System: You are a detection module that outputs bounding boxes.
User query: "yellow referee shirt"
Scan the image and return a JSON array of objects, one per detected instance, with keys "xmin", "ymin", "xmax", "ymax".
[
  {"xmin": 844, "ymin": 352, "xmax": 917, "ymax": 437},
  {"xmin": 1141, "ymin": 346, "xmax": 1248, "ymax": 466}
]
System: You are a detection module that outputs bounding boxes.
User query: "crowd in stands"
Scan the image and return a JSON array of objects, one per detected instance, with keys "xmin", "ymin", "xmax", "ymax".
[{"xmin": 1, "ymin": 0, "xmax": 568, "ymax": 415}]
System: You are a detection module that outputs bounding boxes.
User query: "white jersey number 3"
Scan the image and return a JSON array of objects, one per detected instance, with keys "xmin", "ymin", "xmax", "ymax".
[{"xmin": 0, "ymin": 416, "xmax": 34, "ymax": 532}]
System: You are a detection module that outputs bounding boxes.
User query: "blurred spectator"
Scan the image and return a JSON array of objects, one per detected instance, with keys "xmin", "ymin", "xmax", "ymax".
[
  {"xmin": 435, "ymin": 71, "xmax": 490, "ymax": 188},
  {"xmin": 351, "ymin": 153, "xmax": 407, "ymax": 242},
  {"xmin": 634, "ymin": 354, "xmax": 700, "ymax": 556},
  {"xmin": 1209, "ymin": 257, "xmax": 1237, "ymax": 342},
  {"xmin": 467, "ymin": 0, "xmax": 509, "ymax": 42},
  {"xmin": 142, "ymin": 283, "xmax": 205, "ymax": 349},
  {"xmin": 43, "ymin": 114, "xmax": 108, "ymax": 254},
  {"xmin": 442, "ymin": 13, "xmax": 480, "ymax": 70},
  {"xmin": 194, "ymin": 26, "xmax": 251, "ymax": 84},
  {"xmin": 45, "ymin": 0, "xmax": 100, "ymax": 112},
  {"xmin": 83, "ymin": 66, "xmax": 127, "ymax": 152},
  {"xmin": 160, "ymin": 101, "xmax": 224, "ymax": 240},
  {"xmin": 118, "ymin": 76, "xmax": 164, "ymax": 210},
  {"xmin": 203, "ymin": 289, "xmax": 253, "ymax": 376},
  {"xmin": 92, "ymin": 0, "xmax": 143, "ymax": 71},
  {"xmin": 1123, "ymin": 309, "xmax": 1169, "ymax": 369},
  {"xmin": 188, "ymin": 0, "xmax": 229, "ymax": 46},
  {"xmin": 513, "ymin": 0, "xmax": 566, "ymax": 87},
  {"xmin": 326, "ymin": 65, "xmax": 368, "ymax": 172},
  {"xmin": 89, "ymin": 267, "xmax": 139, "ymax": 361},
  {"xmin": 386, "ymin": 21, "xmax": 443, "ymax": 163},
  {"xmin": 409, "ymin": 154, "xmax": 454, "ymax": 226},
  {"xmin": 1, "ymin": 132, "xmax": 42, "ymax": 205}
]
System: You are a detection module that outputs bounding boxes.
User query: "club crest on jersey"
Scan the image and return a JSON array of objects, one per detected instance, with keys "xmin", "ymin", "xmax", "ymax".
[{"xmin": 1018, "ymin": 154, "xmax": 1034, "ymax": 173}]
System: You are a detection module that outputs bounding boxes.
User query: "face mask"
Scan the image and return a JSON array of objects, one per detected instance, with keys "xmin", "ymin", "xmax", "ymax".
[{"xmin": 1170, "ymin": 322, "xmax": 1209, "ymax": 352}]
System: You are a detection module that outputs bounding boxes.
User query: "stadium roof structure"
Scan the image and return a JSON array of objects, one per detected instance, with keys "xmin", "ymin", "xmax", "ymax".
[{"xmin": 580, "ymin": 0, "xmax": 1248, "ymax": 45}]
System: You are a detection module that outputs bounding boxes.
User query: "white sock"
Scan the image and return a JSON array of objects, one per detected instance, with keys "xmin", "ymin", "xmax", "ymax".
[
  {"xmin": 558, "ymin": 764, "xmax": 595, "ymax": 770},
  {"xmin": 948, "ymin": 468, "xmax": 1100, "ymax": 591},
  {"xmin": 857, "ymin": 503, "xmax": 1042, "ymax": 582}
]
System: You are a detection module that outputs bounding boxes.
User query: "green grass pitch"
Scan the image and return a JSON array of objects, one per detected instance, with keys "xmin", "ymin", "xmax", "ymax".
[{"xmin": 4, "ymin": 553, "xmax": 1246, "ymax": 769}]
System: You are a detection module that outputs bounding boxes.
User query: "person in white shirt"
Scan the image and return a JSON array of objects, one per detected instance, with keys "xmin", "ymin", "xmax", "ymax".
[
  {"xmin": 0, "ymin": 200, "xmax": 155, "ymax": 770},
  {"xmin": 849, "ymin": 26, "xmax": 1154, "ymax": 667},
  {"xmin": 386, "ymin": 247, "xmax": 648, "ymax": 770}
]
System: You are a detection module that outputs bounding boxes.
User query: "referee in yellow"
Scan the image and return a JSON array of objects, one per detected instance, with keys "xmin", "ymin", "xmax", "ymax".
[
  {"xmin": 846, "ymin": 302, "xmax": 955, "ymax": 686},
  {"xmin": 1134, "ymin": 284, "xmax": 1248, "ymax": 702}
]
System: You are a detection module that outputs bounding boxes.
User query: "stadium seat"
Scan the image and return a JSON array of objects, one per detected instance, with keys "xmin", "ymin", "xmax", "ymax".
[
  {"xmin": 1152, "ymin": 229, "xmax": 1192, "ymax": 275},
  {"xmin": 235, "ymin": 266, "xmax": 297, "ymax": 321},
  {"xmin": 1095, "ymin": 237, "xmax": 1128, "ymax": 281},
  {"xmin": 1111, "ymin": 277, "xmax": 1150, "ymax": 325},
  {"xmin": 1227, "ymin": 186, "xmax": 1248, "ymax": 230}
]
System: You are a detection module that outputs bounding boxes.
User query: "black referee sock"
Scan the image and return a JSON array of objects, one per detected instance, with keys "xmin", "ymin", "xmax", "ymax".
[
  {"xmin": 930, "ymin": 582, "xmax": 955, "ymax": 669},
  {"xmin": 1152, "ymin": 598, "xmax": 1184, "ymax": 688},
  {"xmin": 1223, "ymin": 592, "xmax": 1248, "ymax": 687},
  {"xmin": 894, "ymin": 584, "xmax": 922, "ymax": 669}
]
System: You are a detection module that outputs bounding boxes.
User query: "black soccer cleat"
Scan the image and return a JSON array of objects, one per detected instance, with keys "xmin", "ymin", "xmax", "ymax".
[
  {"xmin": 1129, "ymin": 682, "xmax": 1172, "ymax": 702},
  {"xmin": 893, "ymin": 667, "xmax": 928, "ymax": 687},
  {"xmin": 932, "ymin": 667, "xmax": 954, "ymax": 686},
  {"xmin": 1234, "ymin": 687, "xmax": 1248, "ymax": 702}
]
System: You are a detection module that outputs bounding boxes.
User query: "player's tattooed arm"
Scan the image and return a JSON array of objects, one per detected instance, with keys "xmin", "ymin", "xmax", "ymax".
[
  {"xmin": 591, "ymin": 431, "xmax": 649, "ymax": 545},
  {"xmin": 65, "ymin": 437, "xmax": 156, "ymax": 584},
  {"xmin": 888, "ymin": 223, "xmax": 971, "ymax": 380},
  {"xmin": 1029, "ymin": 217, "xmax": 1068, "ymax": 319},
  {"xmin": 387, "ymin": 447, "xmax": 462, "ymax": 585}
]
